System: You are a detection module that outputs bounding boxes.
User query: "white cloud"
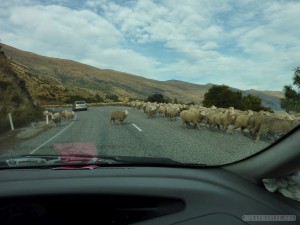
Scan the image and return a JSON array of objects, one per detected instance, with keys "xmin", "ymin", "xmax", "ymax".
[
  {"xmin": 81, "ymin": 47, "xmax": 161, "ymax": 79},
  {"xmin": 3, "ymin": 4, "xmax": 122, "ymax": 55},
  {"xmin": 1, "ymin": 0, "xmax": 300, "ymax": 91},
  {"xmin": 0, "ymin": 0, "xmax": 163, "ymax": 77}
]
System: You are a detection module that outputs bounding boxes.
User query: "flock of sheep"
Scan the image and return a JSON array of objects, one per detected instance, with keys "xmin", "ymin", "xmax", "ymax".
[
  {"xmin": 129, "ymin": 101, "xmax": 300, "ymax": 142},
  {"xmin": 43, "ymin": 108, "xmax": 129, "ymax": 126},
  {"xmin": 42, "ymin": 101, "xmax": 300, "ymax": 143},
  {"xmin": 43, "ymin": 110, "xmax": 75, "ymax": 126}
]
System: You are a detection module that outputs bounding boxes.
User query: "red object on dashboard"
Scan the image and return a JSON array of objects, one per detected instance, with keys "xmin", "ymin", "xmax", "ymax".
[{"xmin": 54, "ymin": 143, "xmax": 98, "ymax": 163}]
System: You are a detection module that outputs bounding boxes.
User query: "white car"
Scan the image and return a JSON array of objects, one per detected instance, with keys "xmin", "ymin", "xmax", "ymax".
[{"xmin": 72, "ymin": 101, "xmax": 88, "ymax": 111}]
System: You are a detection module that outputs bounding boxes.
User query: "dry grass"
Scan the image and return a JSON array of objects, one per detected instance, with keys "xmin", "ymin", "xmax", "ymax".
[{"xmin": 2, "ymin": 44, "xmax": 208, "ymax": 103}]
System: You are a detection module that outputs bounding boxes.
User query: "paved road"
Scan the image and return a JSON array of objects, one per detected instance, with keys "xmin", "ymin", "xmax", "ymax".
[{"xmin": 0, "ymin": 106, "xmax": 270, "ymax": 165}]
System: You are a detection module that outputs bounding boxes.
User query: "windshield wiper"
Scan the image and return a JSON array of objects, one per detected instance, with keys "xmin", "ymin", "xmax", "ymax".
[
  {"xmin": 0, "ymin": 155, "xmax": 207, "ymax": 168},
  {"xmin": 0, "ymin": 154, "xmax": 99, "ymax": 168},
  {"xmin": 98, "ymin": 155, "xmax": 195, "ymax": 165},
  {"xmin": 53, "ymin": 155, "xmax": 207, "ymax": 167},
  {"xmin": 0, "ymin": 155, "xmax": 61, "ymax": 168}
]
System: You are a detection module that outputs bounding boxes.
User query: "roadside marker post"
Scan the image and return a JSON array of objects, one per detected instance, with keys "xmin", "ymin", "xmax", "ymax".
[{"xmin": 8, "ymin": 113, "xmax": 14, "ymax": 131}]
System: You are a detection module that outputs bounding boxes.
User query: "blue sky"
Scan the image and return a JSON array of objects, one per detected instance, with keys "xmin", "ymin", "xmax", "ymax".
[{"xmin": 1, "ymin": 0, "xmax": 300, "ymax": 91}]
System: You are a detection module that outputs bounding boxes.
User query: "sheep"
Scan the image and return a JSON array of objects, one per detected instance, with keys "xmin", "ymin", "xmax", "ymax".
[
  {"xmin": 110, "ymin": 110, "xmax": 129, "ymax": 124},
  {"xmin": 259, "ymin": 110, "xmax": 271, "ymax": 116},
  {"xmin": 144, "ymin": 105, "xmax": 157, "ymax": 118},
  {"xmin": 230, "ymin": 113, "xmax": 253, "ymax": 135},
  {"xmin": 294, "ymin": 113, "xmax": 300, "ymax": 118},
  {"xmin": 247, "ymin": 114, "xmax": 269, "ymax": 137},
  {"xmin": 271, "ymin": 111, "xmax": 294, "ymax": 120},
  {"xmin": 130, "ymin": 100, "xmax": 144, "ymax": 110},
  {"xmin": 51, "ymin": 112, "xmax": 62, "ymax": 126},
  {"xmin": 62, "ymin": 111, "xmax": 75, "ymax": 121},
  {"xmin": 165, "ymin": 106, "xmax": 180, "ymax": 121},
  {"xmin": 43, "ymin": 110, "xmax": 49, "ymax": 116},
  {"xmin": 180, "ymin": 109, "xmax": 203, "ymax": 128},
  {"xmin": 204, "ymin": 109, "xmax": 218, "ymax": 127},
  {"xmin": 60, "ymin": 110, "xmax": 66, "ymax": 120},
  {"xmin": 158, "ymin": 105, "xmax": 167, "ymax": 117},
  {"xmin": 208, "ymin": 110, "xmax": 236, "ymax": 131},
  {"xmin": 255, "ymin": 117, "xmax": 299, "ymax": 142}
]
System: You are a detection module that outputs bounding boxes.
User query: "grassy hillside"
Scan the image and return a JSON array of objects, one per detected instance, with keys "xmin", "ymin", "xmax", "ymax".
[
  {"xmin": 1, "ymin": 44, "xmax": 211, "ymax": 103},
  {"xmin": 0, "ymin": 46, "xmax": 43, "ymax": 133},
  {"xmin": 9, "ymin": 60, "xmax": 106, "ymax": 105},
  {"xmin": 1, "ymin": 43, "xmax": 283, "ymax": 109}
]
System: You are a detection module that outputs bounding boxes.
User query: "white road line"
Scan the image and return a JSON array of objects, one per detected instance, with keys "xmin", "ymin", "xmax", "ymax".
[
  {"xmin": 30, "ymin": 113, "xmax": 77, "ymax": 155},
  {"xmin": 132, "ymin": 123, "xmax": 142, "ymax": 132}
]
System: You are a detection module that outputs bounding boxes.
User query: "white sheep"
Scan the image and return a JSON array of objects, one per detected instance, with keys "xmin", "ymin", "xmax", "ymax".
[
  {"xmin": 51, "ymin": 112, "xmax": 62, "ymax": 126},
  {"xmin": 143, "ymin": 104, "xmax": 158, "ymax": 118},
  {"xmin": 256, "ymin": 117, "xmax": 299, "ymax": 142},
  {"xmin": 61, "ymin": 110, "xmax": 75, "ymax": 121},
  {"xmin": 207, "ymin": 110, "xmax": 235, "ymax": 131},
  {"xmin": 110, "ymin": 110, "xmax": 129, "ymax": 124},
  {"xmin": 180, "ymin": 109, "xmax": 203, "ymax": 128},
  {"xmin": 230, "ymin": 113, "xmax": 253, "ymax": 135},
  {"xmin": 43, "ymin": 110, "xmax": 49, "ymax": 117},
  {"xmin": 165, "ymin": 106, "xmax": 180, "ymax": 120}
]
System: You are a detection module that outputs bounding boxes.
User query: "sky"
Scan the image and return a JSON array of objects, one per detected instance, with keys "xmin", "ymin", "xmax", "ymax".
[{"xmin": 1, "ymin": 0, "xmax": 300, "ymax": 91}]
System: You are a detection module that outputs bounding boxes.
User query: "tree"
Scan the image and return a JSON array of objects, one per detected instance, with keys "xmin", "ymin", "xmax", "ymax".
[
  {"xmin": 203, "ymin": 85, "xmax": 243, "ymax": 109},
  {"xmin": 106, "ymin": 94, "xmax": 119, "ymax": 102},
  {"xmin": 174, "ymin": 97, "xmax": 178, "ymax": 104},
  {"xmin": 293, "ymin": 67, "xmax": 300, "ymax": 86},
  {"xmin": 241, "ymin": 94, "xmax": 262, "ymax": 111},
  {"xmin": 95, "ymin": 94, "xmax": 104, "ymax": 102},
  {"xmin": 147, "ymin": 93, "xmax": 165, "ymax": 103},
  {"xmin": 281, "ymin": 67, "xmax": 300, "ymax": 113},
  {"xmin": 203, "ymin": 85, "xmax": 268, "ymax": 111}
]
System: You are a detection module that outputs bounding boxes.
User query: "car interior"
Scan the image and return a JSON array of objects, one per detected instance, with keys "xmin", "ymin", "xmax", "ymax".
[
  {"xmin": 1, "ymin": 0, "xmax": 300, "ymax": 224},
  {"xmin": 0, "ymin": 127, "xmax": 300, "ymax": 225}
]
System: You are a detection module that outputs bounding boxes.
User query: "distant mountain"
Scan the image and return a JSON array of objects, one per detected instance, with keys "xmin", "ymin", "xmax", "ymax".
[
  {"xmin": 244, "ymin": 89, "xmax": 283, "ymax": 111},
  {"xmin": 1, "ymin": 43, "xmax": 283, "ymax": 110}
]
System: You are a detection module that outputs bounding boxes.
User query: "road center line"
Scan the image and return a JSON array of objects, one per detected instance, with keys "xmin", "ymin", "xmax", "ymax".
[
  {"xmin": 132, "ymin": 123, "xmax": 142, "ymax": 132},
  {"xmin": 30, "ymin": 113, "xmax": 77, "ymax": 155}
]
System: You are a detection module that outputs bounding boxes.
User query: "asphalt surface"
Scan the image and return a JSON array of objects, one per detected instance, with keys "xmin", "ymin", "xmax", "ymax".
[{"xmin": 0, "ymin": 106, "xmax": 270, "ymax": 165}]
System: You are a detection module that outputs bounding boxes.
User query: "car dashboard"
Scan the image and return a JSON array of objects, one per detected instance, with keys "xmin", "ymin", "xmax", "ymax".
[{"xmin": 0, "ymin": 166, "xmax": 299, "ymax": 225}]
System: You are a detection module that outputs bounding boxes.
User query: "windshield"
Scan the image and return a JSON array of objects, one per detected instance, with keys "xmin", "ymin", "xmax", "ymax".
[
  {"xmin": 75, "ymin": 101, "xmax": 86, "ymax": 105},
  {"xmin": 0, "ymin": 0, "xmax": 299, "ymax": 168}
]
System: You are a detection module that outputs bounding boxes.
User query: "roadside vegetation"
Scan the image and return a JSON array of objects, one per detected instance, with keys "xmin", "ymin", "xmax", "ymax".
[
  {"xmin": 280, "ymin": 67, "xmax": 300, "ymax": 113},
  {"xmin": 203, "ymin": 85, "xmax": 272, "ymax": 112}
]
